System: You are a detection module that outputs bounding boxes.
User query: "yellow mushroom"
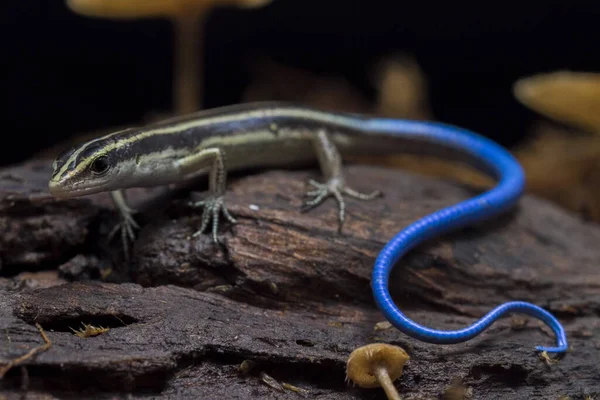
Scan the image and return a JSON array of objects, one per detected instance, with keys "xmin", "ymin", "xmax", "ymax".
[
  {"xmin": 66, "ymin": 0, "xmax": 272, "ymax": 114},
  {"xmin": 513, "ymin": 70, "xmax": 600, "ymax": 134},
  {"xmin": 346, "ymin": 343, "xmax": 409, "ymax": 400}
]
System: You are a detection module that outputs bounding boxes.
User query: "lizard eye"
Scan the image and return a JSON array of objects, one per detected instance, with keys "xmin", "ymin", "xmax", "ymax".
[{"xmin": 90, "ymin": 156, "xmax": 110, "ymax": 175}]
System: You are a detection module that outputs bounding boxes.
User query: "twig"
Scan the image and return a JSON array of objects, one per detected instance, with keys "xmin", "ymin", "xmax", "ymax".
[{"xmin": 0, "ymin": 323, "xmax": 51, "ymax": 378}]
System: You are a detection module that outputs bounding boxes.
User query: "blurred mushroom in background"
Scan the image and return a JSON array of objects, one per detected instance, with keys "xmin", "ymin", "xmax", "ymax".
[
  {"xmin": 514, "ymin": 70, "xmax": 600, "ymax": 133},
  {"xmin": 371, "ymin": 54, "xmax": 432, "ymax": 120},
  {"xmin": 512, "ymin": 70, "xmax": 600, "ymax": 222},
  {"xmin": 66, "ymin": 0, "xmax": 272, "ymax": 115}
]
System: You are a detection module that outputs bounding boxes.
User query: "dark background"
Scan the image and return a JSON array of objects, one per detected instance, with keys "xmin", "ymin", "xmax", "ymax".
[{"xmin": 2, "ymin": 0, "xmax": 600, "ymax": 165}]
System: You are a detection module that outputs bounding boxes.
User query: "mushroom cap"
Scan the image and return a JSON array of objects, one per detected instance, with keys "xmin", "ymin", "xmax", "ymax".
[
  {"xmin": 513, "ymin": 71, "xmax": 600, "ymax": 133},
  {"xmin": 66, "ymin": 0, "xmax": 176, "ymax": 18},
  {"xmin": 66, "ymin": 0, "xmax": 272, "ymax": 19},
  {"xmin": 346, "ymin": 343, "xmax": 409, "ymax": 388}
]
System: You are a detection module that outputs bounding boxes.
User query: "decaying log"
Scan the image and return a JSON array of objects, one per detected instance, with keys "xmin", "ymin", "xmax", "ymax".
[{"xmin": 0, "ymin": 158, "xmax": 599, "ymax": 399}]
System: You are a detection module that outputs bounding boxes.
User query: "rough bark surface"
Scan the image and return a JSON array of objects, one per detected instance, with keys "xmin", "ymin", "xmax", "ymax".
[{"xmin": 0, "ymin": 159, "xmax": 599, "ymax": 399}]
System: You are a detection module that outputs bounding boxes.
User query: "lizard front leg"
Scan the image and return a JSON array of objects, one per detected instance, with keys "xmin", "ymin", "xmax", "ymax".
[
  {"xmin": 175, "ymin": 147, "xmax": 237, "ymax": 243},
  {"xmin": 302, "ymin": 129, "xmax": 382, "ymax": 232},
  {"xmin": 107, "ymin": 189, "xmax": 140, "ymax": 259}
]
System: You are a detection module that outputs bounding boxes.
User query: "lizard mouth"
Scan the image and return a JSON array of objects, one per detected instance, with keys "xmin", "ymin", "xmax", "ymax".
[{"xmin": 48, "ymin": 180, "xmax": 106, "ymax": 199}]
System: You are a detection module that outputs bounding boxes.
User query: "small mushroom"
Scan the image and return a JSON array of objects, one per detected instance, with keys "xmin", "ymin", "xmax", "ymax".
[
  {"xmin": 513, "ymin": 70, "xmax": 600, "ymax": 134},
  {"xmin": 346, "ymin": 343, "xmax": 409, "ymax": 400},
  {"xmin": 66, "ymin": 0, "xmax": 272, "ymax": 114}
]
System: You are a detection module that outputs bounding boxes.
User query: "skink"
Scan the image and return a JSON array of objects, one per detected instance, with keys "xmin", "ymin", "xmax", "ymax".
[{"xmin": 48, "ymin": 102, "xmax": 568, "ymax": 354}]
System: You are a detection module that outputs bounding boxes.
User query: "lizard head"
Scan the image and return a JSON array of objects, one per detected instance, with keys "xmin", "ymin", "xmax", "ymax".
[{"xmin": 49, "ymin": 135, "xmax": 131, "ymax": 198}]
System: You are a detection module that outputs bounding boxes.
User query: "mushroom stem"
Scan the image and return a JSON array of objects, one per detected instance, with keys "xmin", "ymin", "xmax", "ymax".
[
  {"xmin": 373, "ymin": 365, "xmax": 402, "ymax": 400},
  {"xmin": 173, "ymin": 11, "xmax": 205, "ymax": 114}
]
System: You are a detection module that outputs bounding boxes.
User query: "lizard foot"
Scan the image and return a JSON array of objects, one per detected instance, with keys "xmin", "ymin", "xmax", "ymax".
[
  {"xmin": 189, "ymin": 195, "xmax": 237, "ymax": 243},
  {"xmin": 108, "ymin": 209, "xmax": 140, "ymax": 260},
  {"xmin": 301, "ymin": 178, "xmax": 382, "ymax": 232}
]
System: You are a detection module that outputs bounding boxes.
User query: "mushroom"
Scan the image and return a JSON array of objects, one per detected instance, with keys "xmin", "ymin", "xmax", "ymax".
[
  {"xmin": 346, "ymin": 343, "xmax": 409, "ymax": 400},
  {"xmin": 513, "ymin": 70, "xmax": 600, "ymax": 134},
  {"xmin": 66, "ymin": 0, "xmax": 272, "ymax": 115}
]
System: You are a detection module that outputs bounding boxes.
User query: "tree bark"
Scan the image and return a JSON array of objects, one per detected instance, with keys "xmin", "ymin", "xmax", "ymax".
[{"xmin": 0, "ymin": 159, "xmax": 598, "ymax": 399}]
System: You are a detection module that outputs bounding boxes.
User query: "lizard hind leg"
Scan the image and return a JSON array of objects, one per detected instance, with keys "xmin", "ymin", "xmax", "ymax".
[
  {"xmin": 301, "ymin": 130, "xmax": 382, "ymax": 232},
  {"xmin": 301, "ymin": 178, "xmax": 381, "ymax": 232}
]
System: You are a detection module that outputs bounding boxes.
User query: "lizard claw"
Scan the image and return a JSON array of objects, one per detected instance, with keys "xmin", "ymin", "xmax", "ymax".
[
  {"xmin": 107, "ymin": 209, "xmax": 140, "ymax": 260},
  {"xmin": 301, "ymin": 178, "xmax": 382, "ymax": 232},
  {"xmin": 189, "ymin": 195, "xmax": 237, "ymax": 243}
]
